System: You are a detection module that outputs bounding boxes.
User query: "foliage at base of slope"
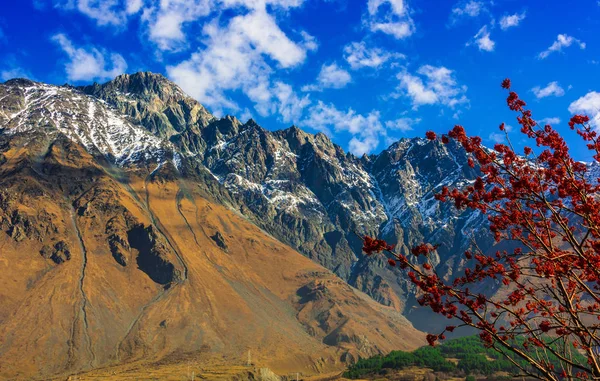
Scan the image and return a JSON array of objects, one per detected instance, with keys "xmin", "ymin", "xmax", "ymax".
[{"xmin": 343, "ymin": 336, "xmax": 585, "ymax": 379}]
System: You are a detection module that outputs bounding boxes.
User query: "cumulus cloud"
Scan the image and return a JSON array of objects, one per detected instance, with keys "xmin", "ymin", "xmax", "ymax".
[
  {"xmin": 53, "ymin": 0, "xmax": 141, "ymax": 26},
  {"xmin": 53, "ymin": 0, "xmax": 309, "ymax": 53},
  {"xmin": 488, "ymin": 124, "xmax": 512, "ymax": 143},
  {"xmin": 538, "ymin": 34, "xmax": 586, "ymax": 59},
  {"xmin": 1, "ymin": 67, "xmax": 35, "ymax": 82},
  {"xmin": 125, "ymin": 0, "xmax": 143, "ymax": 14},
  {"xmin": 167, "ymin": 6, "xmax": 309, "ymax": 116},
  {"xmin": 385, "ymin": 117, "xmax": 420, "ymax": 132},
  {"xmin": 499, "ymin": 12, "xmax": 526, "ymax": 30},
  {"xmin": 449, "ymin": 0, "xmax": 485, "ymax": 24},
  {"xmin": 302, "ymin": 102, "xmax": 385, "ymax": 155},
  {"xmin": 538, "ymin": 117, "xmax": 561, "ymax": 126},
  {"xmin": 141, "ymin": 1, "xmax": 212, "ymax": 51},
  {"xmin": 365, "ymin": 0, "xmax": 415, "ymax": 40},
  {"xmin": 343, "ymin": 41, "xmax": 404, "ymax": 69},
  {"xmin": 253, "ymin": 81, "xmax": 310, "ymax": 123},
  {"xmin": 300, "ymin": 30, "xmax": 319, "ymax": 52},
  {"xmin": 302, "ymin": 63, "xmax": 351, "ymax": 92},
  {"xmin": 569, "ymin": 92, "xmax": 600, "ymax": 130},
  {"xmin": 467, "ymin": 25, "xmax": 494, "ymax": 52},
  {"xmin": 531, "ymin": 81, "xmax": 565, "ymax": 99},
  {"xmin": 143, "ymin": 0, "xmax": 307, "ymax": 51},
  {"xmin": 396, "ymin": 65, "xmax": 468, "ymax": 109},
  {"xmin": 51, "ymin": 33, "xmax": 127, "ymax": 82}
]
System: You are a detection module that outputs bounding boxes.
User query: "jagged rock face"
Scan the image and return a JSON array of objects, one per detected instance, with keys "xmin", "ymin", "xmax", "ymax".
[
  {"xmin": 0, "ymin": 73, "xmax": 497, "ymax": 317},
  {"xmin": 1, "ymin": 78, "xmax": 170, "ymax": 165},
  {"xmin": 40, "ymin": 241, "xmax": 71, "ymax": 264},
  {"xmin": 189, "ymin": 117, "xmax": 490, "ymax": 312},
  {"xmin": 78, "ymin": 72, "xmax": 215, "ymax": 154},
  {"xmin": 0, "ymin": 75, "xmax": 426, "ymax": 380}
]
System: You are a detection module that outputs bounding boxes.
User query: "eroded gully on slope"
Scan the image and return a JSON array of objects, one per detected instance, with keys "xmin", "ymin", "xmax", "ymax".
[{"xmin": 30, "ymin": 143, "xmax": 96, "ymax": 370}]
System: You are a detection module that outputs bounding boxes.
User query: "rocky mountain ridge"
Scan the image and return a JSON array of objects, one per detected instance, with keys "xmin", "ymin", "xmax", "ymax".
[
  {"xmin": 0, "ymin": 73, "xmax": 426, "ymax": 380},
  {"xmin": 2, "ymin": 72, "xmax": 496, "ymax": 321}
]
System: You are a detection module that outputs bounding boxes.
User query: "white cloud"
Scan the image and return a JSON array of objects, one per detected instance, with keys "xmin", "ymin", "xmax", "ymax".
[
  {"xmin": 488, "ymin": 124, "xmax": 512, "ymax": 143},
  {"xmin": 538, "ymin": 117, "xmax": 561, "ymax": 126},
  {"xmin": 499, "ymin": 12, "xmax": 526, "ymax": 30},
  {"xmin": 300, "ymin": 30, "xmax": 318, "ymax": 52},
  {"xmin": 370, "ymin": 22, "xmax": 413, "ymax": 39},
  {"xmin": 254, "ymin": 81, "xmax": 310, "ymax": 123},
  {"xmin": 385, "ymin": 117, "xmax": 420, "ymax": 132},
  {"xmin": 468, "ymin": 25, "xmax": 494, "ymax": 52},
  {"xmin": 54, "ymin": 0, "xmax": 308, "ymax": 53},
  {"xmin": 538, "ymin": 34, "xmax": 586, "ymax": 59},
  {"xmin": 302, "ymin": 63, "xmax": 351, "ymax": 92},
  {"xmin": 366, "ymin": 0, "xmax": 415, "ymax": 40},
  {"xmin": 54, "ymin": 0, "xmax": 133, "ymax": 26},
  {"xmin": 1, "ymin": 67, "xmax": 34, "ymax": 82},
  {"xmin": 126, "ymin": 0, "xmax": 143, "ymax": 14},
  {"xmin": 302, "ymin": 102, "xmax": 385, "ymax": 155},
  {"xmin": 531, "ymin": 81, "xmax": 565, "ymax": 99},
  {"xmin": 235, "ymin": 10, "xmax": 307, "ymax": 68},
  {"xmin": 569, "ymin": 92, "xmax": 600, "ymax": 130},
  {"xmin": 343, "ymin": 41, "xmax": 403, "ymax": 70},
  {"xmin": 367, "ymin": 0, "xmax": 407, "ymax": 16},
  {"xmin": 141, "ymin": 1, "xmax": 212, "ymax": 51},
  {"xmin": 450, "ymin": 0, "xmax": 485, "ymax": 23},
  {"xmin": 488, "ymin": 132, "xmax": 504, "ymax": 143},
  {"xmin": 51, "ymin": 33, "xmax": 127, "ymax": 82},
  {"xmin": 167, "ymin": 6, "xmax": 309, "ymax": 117},
  {"xmin": 396, "ymin": 65, "xmax": 468, "ymax": 109}
]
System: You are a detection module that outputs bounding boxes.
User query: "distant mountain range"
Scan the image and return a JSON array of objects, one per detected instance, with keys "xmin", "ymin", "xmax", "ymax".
[{"xmin": 0, "ymin": 72, "xmax": 528, "ymax": 379}]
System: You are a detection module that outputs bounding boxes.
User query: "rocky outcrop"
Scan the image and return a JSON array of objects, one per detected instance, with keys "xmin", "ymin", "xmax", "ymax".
[
  {"xmin": 0, "ymin": 190, "xmax": 59, "ymax": 243},
  {"xmin": 127, "ymin": 225, "xmax": 180, "ymax": 285},
  {"xmin": 211, "ymin": 231, "xmax": 228, "ymax": 252},
  {"xmin": 78, "ymin": 72, "xmax": 215, "ymax": 154},
  {"xmin": 40, "ymin": 240, "xmax": 71, "ymax": 264}
]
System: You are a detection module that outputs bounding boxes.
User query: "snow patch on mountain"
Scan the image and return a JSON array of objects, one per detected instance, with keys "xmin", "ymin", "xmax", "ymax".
[{"xmin": 1, "ymin": 81, "xmax": 169, "ymax": 165}]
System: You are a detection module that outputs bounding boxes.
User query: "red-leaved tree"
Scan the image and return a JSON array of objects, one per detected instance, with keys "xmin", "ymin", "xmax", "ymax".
[{"xmin": 361, "ymin": 79, "xmax": 600, "ymax": 380}]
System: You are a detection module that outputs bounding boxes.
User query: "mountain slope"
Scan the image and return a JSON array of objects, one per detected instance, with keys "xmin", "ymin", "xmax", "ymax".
[
  {"xmin": 1, "ymin": 73, "xmax": 498, "ymax": 330},
  {"xmin": 0, "ymin": 77, "xmax": 424, "ymax": 380}
]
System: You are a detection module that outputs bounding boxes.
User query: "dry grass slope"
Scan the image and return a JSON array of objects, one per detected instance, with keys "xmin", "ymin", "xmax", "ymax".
[{"xmin": 0, "ymin": 137, "xmax": 424, "ymax": 380}]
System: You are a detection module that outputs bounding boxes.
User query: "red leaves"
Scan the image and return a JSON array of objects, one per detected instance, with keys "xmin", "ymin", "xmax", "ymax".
[
  {"xmin": 426, "ymin": 334, "xmax": 438, "ymax": 346},
  {"xmin": 411, "ymin": 243, "xmax": 438, "ymax": 257},
  {"xmin": 361, "ymin": 78, "xmax": 600, "ymax": 378},
  {"xmin": 569, "ymin": 114, "xmax": 590, "ymax": 129},
  {"xmin": 539, "ymin": 320, "xmax": 552, "ymax": 333},
  {"xmin": 507, "ymin": 91, "xmax": 526, "ymax": 111},
  {"xmin": 361, "ymin": 236, "xmax": 394, "ymax": 256}
]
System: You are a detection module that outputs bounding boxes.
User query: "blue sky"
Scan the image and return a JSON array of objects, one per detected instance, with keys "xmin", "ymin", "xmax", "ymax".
[{"xmin": 1, "ymin": 0, "xmax": 600, "ymax": 160}]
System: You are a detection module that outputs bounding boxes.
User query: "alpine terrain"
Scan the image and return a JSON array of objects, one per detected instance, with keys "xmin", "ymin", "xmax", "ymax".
[{"xmin": 0, "ymin": 72, "xmax": 502, "ymax": 380}]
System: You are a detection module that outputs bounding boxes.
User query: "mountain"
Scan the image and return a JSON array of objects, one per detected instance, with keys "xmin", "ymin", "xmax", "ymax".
[
  {"xmin": 0, "ymin": 72, "xmax": 514, "ymax": 379},
  {"xmin": 77, "ymin": 73, "xmax": 495, "ymax": 316},
  {"xmin": 0, "ymin": 74, "xmax": 431, "ymax": 380}
]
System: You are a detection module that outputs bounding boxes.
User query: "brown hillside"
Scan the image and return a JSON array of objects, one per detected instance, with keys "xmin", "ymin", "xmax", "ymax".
[{"xmin": 0, "ymin": 135, "xmax": 424, "ymax": 380}]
